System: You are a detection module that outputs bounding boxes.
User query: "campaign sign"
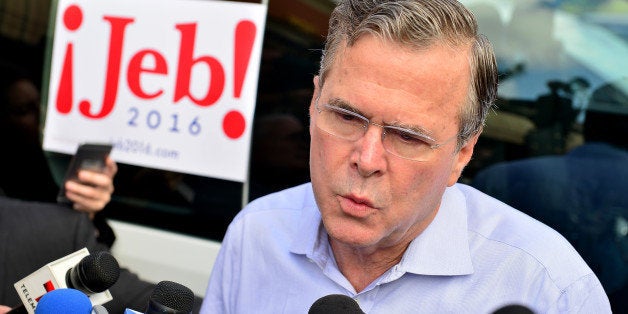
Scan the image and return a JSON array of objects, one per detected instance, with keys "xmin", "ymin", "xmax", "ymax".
[{"xmin": 43, "ymin": 0, "xmax": 267, "ymax": 182}]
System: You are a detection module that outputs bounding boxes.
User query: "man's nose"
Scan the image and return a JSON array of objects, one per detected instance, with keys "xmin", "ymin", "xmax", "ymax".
[{"xmin": 352, "ymin": 125, "xmax": 387, "ymax": 177}]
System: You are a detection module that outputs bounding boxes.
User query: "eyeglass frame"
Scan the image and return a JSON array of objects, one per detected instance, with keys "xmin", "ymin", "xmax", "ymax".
[{"xmin": 313, "ymin": 100, "xmax": 459, "ymax": 161}]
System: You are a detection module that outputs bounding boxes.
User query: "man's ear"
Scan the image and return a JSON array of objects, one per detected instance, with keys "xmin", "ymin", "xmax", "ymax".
[
  {"xmin": 447, "ymin": 132, "xmax": 480, "ymax": 186},
  {"xmin": 309, "ymin": 76, "xmax": 321, "ymax": 135},
  {"xmin": 312, "ymin": 76, "xmax": 321, "ymax": 100}
]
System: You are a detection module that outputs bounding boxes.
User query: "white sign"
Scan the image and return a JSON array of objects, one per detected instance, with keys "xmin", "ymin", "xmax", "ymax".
[{"xmin": 43, "ymin": 0, "xmax": 267, "ymax": 182}]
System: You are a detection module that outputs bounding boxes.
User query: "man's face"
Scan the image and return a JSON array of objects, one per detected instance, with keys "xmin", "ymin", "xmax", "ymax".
[
  {"xmin": 309, "ymin": 35, "xmax": 478, "ymax": 252},
  {"xmin": 4, "ymin": 79, "xmax": 41, "ymax": 140}
]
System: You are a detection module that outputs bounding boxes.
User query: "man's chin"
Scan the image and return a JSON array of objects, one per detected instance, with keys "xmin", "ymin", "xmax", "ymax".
[{"xmin": 327, "ymin": 224, "xmax": 382, "ymax": 249}]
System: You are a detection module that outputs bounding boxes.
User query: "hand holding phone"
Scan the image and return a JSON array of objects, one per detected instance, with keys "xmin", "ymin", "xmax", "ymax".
[{"xmin": 57, "ymin": 143, "xmax": 113, "ymax": 205}]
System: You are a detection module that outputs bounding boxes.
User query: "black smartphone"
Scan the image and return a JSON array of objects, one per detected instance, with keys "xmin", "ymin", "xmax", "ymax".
[{"xmin": 56, "ymin": 143, "xmax": 113, "ymax": 205}]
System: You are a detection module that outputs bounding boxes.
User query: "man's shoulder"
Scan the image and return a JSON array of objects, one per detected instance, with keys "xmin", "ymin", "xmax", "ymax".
[
  {"xmin": 458, "ymin": 184, "xmax": 572, "ymax": 243},
  {"xmin": 227, "ymin": 183, "xmax": 314, "ymax": 229},
  {"xmin": 219, "ymin": 183, "xmax": 317, "ymax": 260},
  {"xmin": 0, "ymin": 196, "xmax": 82, "ymax": 224},
  {"xmin": 456, "ymin": 184, "xmax": 596, "ymax": 289},
  {"xmin": 0, "ymin": 196, "xmax": 98, "ymax": 306}
]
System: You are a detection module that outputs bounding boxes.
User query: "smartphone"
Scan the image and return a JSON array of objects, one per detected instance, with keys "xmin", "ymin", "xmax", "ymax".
[{"xmin": 57, "ymin": 143, "xmax": 113, "ymax": 205}]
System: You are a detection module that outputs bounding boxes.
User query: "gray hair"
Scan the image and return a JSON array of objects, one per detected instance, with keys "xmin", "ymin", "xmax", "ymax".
[{"xmin": 318, "ymin": 0, "xmax": 498, "ymax": 150}]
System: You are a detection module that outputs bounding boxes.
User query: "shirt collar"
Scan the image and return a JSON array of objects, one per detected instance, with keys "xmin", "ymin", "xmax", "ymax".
[
  {"xmin": 289, "ymin": 184, "xmax": 474, "ymax": 276},
  {"xmin": 289, "ymin": 184, "xmax": 322, "ymax": 257},
  {"xmin": 398, "ymin": 185, "xmax": 474, "ymax": 276}
]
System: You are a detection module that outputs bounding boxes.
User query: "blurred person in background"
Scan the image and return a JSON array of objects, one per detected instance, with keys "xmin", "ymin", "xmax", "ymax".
[
  {"xmin": 248, "ymin": 113, "xmax": 310, "ymax": 200},
  {"xmin": 0, "ymin": 61, "xmax": 119, "ymax": 246},
  {"xmin": 473, "ymin": 78, "xmax": 628, "ymax": 313},
  {"xmin": 0, "ymin": 63, "xmax": 204, "ymax": 314}
]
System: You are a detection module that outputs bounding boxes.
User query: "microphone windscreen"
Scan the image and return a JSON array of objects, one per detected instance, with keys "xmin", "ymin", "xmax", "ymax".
[
  {"xmin": 67, "ymin": 251, "xmax": 120, "ymax": 293},
  {"xmin": 34, "ymin": 289, "xmax": 92, "ymax": 314},
  {"xmin": 146, "ymin": 280, "xmax": 194, "ymax": 314},
  {"xmin": 308, "ymin": 294, "xmax": 365, "ymax": 314},
  {"xmin": 493, "ymin": 304, "xmax": 535, "ymax": 314}
]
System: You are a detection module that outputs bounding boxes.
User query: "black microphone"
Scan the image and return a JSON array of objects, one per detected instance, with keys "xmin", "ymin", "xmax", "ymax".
[
  {"xmin": 144, "ymin": 281, "xmax": 195, "ymax": 314},
  {"xmin": 66, "ymin": 251, "xmax": 120, "ymax": 294},
  {"xmin": 308, "ymin": 294, "xmax": 365, "ymax": 314},
  {"xmin": 492, "ymin": 304, "xmax": 535, "ymax": 314}
]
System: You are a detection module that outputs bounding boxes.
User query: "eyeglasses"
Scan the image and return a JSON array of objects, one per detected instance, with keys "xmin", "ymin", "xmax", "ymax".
[{"xmin": 314, "ymin": 102, "xmax": 457, "ymax": 161}]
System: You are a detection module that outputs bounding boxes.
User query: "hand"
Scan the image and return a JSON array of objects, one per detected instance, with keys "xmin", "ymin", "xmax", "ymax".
[
  {"xmin": 0, "ymin": 305, "xmax": 11, "ymax": 314},
  {"xmin": 64, "ymin": 157, "xmax": 118, "ymax": 219}
]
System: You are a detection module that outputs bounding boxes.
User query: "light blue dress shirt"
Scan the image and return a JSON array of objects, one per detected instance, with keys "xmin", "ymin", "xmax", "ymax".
[{"xmin": 201, "ymin": 183, "xmax": 610, "ymax": 313}]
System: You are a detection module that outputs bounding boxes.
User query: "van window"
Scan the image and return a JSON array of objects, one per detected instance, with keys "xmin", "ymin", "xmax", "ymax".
[{"xmin": 1, "ymin": 0, "xmax": 625, "ymax": 310}]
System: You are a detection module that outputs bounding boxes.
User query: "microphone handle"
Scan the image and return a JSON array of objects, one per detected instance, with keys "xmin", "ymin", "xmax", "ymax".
[{"xmin": 91, "ymin": 305, "xmax": 109, "ymax": 314}]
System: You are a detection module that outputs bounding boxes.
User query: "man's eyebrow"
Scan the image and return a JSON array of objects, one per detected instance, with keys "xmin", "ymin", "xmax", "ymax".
[
  {"xmin": 387, "ymin": 120, "xmax": 435, "ymax": 138},
  {"xmin": 327, "ymin": 98, "xmax": 365, "ymax": 116},
  {"xmin": 327, "ymin": 98, "xmax": 435, "ymax": 137}
]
